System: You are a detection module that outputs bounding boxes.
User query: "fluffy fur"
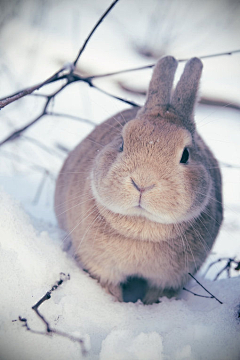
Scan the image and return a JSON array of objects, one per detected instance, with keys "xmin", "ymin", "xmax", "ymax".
[{"xmin": 55, "ymin": 56, "xmax": 223, "ymax": 304}]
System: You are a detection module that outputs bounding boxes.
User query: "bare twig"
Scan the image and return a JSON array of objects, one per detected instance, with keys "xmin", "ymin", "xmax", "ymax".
[
  {"xmin": 203, "ymin": 257, "xmax": 240, "ymax": 280},
  {"xmin": 0, "ymin": 149, "xmax": 56, "ymax": 177},
  {"xmin": 0, "ymin": 82, "xmax": 68, "ymax": 146},
  {"xmin": 1, "ymin": 49, "xmax": 239, "ymax": 112},
  {"xmin": 0, "ymin": 68, "xmax": 66, "ymax": 110},
  {"xmin": 46, "ymin": 111, "xmax": 96, "ymax": 127},
  {"xmin": 188, "ymin": 273, "xmax": 223, "ymax": 304},
  {"xmin": 55, "ymin": 142, "xmax": 71, "ymax": 153},
  {"xmin": 88, "ymin": 49, "xmax": 240, "ymax": 79},
  {"xmin": 0, "ymin": 0, "xmax": 239, "ymax": 150},
  {"xmin": 73, "ymin": 0, "xmax": 120, "ymax": 67},
  {"xmin": 19, "ymin": 273, "xmax": 87, "ymax": 356},
  {"xmin": 32, "ymin": 170, "xmax": 50, "ymax": 205},
  {"xmin": 118, "ymin": 82, "xmax": 240, "ymax": 111},
  {"xmin": 220, "ymin": 162, "xmax": 240, "ymax": 169},
  {"xmin": 19, "ymin": 316, "xmax": 87, "ymax": 355},
  {"xmin": 84, "ymin": 79, "xmax": 139, "ymax": 107},
  {"xmin": 182, "ymin": 287, "xmax": 216, "ymax": 299},
  {"xmin": 21, "ymin": 135, "xmax": 64, "ymax": 158}
]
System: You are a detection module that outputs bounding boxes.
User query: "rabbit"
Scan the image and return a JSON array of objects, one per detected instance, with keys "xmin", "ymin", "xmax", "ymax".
[{"xmin": 55, "ymin": 56, "xmax": 223, "ymax": 304}]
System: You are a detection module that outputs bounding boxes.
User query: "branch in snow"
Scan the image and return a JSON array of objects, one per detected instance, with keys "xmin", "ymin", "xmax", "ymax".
[
  {"xmin": 203, "ymin": 257, "xmax": 240, "ymax": 280},
  {"xmin": 182, "ymin": 287, "xmax": 217, "ymax": 299},
  {"xmin": 19, "ymin": 273, "xmax": 88, "ymax": 356},
  {"xmin": 31, "ymin": 272, "xmax": 70, "ymax": 330},
  {"xmin": 187, "ymin": 273, "xmax": 223, "ymax": 304}
]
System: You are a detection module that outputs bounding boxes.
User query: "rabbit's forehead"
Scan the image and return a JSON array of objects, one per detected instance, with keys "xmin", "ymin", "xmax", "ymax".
[{"xmin": 123, "ymin": 119, "xmax": 192, "ymax": 148}]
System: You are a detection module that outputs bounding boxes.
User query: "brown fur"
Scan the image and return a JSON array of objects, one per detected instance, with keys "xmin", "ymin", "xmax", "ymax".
[{"xmin": 55, "ymin": 57, "xmax": 223, "ymax": 304}]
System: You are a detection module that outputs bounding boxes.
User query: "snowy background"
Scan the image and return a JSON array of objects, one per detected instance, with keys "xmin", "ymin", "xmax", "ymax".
[{"xmin": 0, "ymin": 0, "xmax": 240, "ymax": 359}]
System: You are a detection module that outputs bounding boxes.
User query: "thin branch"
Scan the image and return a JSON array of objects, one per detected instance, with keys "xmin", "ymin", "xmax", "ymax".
[
  {"xmin": 0, "ymin": 149, "xmax": 56, "ymax": 177},
  {"xmin": 0, "ymin": 112, "xmax": 47, "ymax": 146},
  {"xmin": 118, "ymin": 82, "xmax": 240, "ymax": 112},
  {"xmin": 203, "ymin": 257, "xmax": 240, "ymax": 280},
  {"xmin": 0, "ymin": 82, "xmax": 68, "ymax": 146},
  {"xmin": 0, "ymin": 68, "xmax": 66, "ymax": 110},
  {"xmin": 88, "ymin": 49, "xmax": 240, "ymax": 79},
  {"xmin": 55, "ymin": 142, "xmax": 71, "ymax": 153},
  {"xmin": 182, "ymin": 287, "xmax": 215, "ymax": 299},
  {"xmin": 46, "ymin": 111, "xmax": 97, "ymax": 127},
  {"xmin": 19, "ymin": 316, "xmax": 87, "ymax": 355},
  {"xmin": 32, "ymin": 170, "xmax": 50, "ymax": 205},
  {"xmin": 188, "ymin": 273, "xmax": 223, "ymax": 304},
  {"xmin": 73, "ymin": 0, "xmax": 120, "ymax": 67},
  {"xmin": 21, "ymin": 135, "xmax": 64, "ymax": 158},
  {"xmin": 220, "ymin": 162, "xmax": 240, "ymax": 169},
  {"xmin": 86, "ymin": 81, "xmax": 140, "ymax": 107},
  {"xmin": 19, "ymin": 273, "xmax": 87, "ymax": 356},
  {"xmin": 0, "ymin": 0, "xmax": 239, "ymax": 149}
]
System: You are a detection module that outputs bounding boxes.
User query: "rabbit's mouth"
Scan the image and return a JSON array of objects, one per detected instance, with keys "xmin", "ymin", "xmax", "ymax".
[{"xmin": 133, "ymin": 204, "xmax": 150, "ymax": 214}]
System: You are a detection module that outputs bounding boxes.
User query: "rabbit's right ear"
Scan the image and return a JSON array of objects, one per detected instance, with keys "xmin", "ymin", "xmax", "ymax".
[
  {"xmin": 171, "ymin": 57, "xmax": 203, "ymax": 130},
  {"xmin": 138, "ymin": 56, "xmax": 178, "ymax": 116}
]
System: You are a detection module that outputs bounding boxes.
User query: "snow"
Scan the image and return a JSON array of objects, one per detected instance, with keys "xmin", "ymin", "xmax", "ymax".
[
  {"xmin": 0, "ymin": 0, "xmax": 240, "ymax": 359},
  {"xmin": 0, "ymin": 190, "xmax": 240, "ymax": 360}
]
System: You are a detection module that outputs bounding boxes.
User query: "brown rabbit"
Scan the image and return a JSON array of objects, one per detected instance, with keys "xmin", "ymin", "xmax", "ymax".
[{"xmin": 55, "ymin": 56, "xmax": 223, "ymax": 304}]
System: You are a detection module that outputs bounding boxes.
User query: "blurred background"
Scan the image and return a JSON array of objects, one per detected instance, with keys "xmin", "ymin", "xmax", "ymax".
[{"xmin": 0, "ymin": 0, "xmax": 240, "ymax": 277}]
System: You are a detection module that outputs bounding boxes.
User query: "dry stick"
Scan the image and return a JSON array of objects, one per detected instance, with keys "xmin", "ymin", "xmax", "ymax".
[
  {"xmin": 182, "ymin": 287, "xmax": 215, "ymax": 299},
  {"xmin": 0, "ymin": 68, "xmax": 65, "ymax": 110},
  {"xmin": 0, "ymin": 76, "xmax": 138, "ymax": 147},
  {"xmin": 88, "ymin": 49, "xmax": 240, "ymax": 79},
  {"xmin": 46, "ymin": 111, "xmax": 97, "ymax": 127},
  {"xmin": 21, "ymin": 135, "xmax": 64, "ymax": 159},
  {"xmin": 0, "ymin": 1, "xmax": 239, "ymax": 146},
  {"xmin": 0, "ymin": 82, "xmax": 68, "ymax": 146},
  {"xmin": 83, "ymin": 78, "xmax": 139, "ymax": 107},
  {"xmin": 19, "ymin": 273, "xmax": 87, "ymax": 356},
  {"xmin": 0, "ymin": 149, "xmax": 56, "ymax": 177},
  {"xmin": 203, "ymin": 257, "xmax": 240, "ymax": 279},
  {"xmin": 73, "ymin": 0, "xmax": 120, "ymax": 67},
  {"xmin": 1, "ymin": 49, "xmax": 239, "ymax": 111},
  {"xmin": 32, "ymin": 170, "xmax": 49, "ymax": 205},
  {"xmin": 188, "ymin": 273, "xmax": 223, "ymax": 304},
  {"xmin": 0, "ymin": 1, "xmax": 120, "ymax": 147}
]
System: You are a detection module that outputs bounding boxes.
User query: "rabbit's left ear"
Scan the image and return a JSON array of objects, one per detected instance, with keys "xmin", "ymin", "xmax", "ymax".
[
  {"xmin": 138, "ymin": 56, "xmax": 178, "ymax": 117},
  {"xmin": 171, "ymin": 57, "xmax": 203, "ymax": 129}
]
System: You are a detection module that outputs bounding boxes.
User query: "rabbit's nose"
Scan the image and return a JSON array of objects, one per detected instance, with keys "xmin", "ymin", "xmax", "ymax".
[{"xmin": 131, "ymin": 178, "xmax": 155, "ymax": 193}]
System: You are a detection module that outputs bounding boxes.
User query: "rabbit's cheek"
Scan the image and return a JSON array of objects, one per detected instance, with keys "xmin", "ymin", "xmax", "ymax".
[{"xmin": 188, "ymin": 168, "xmax": 212, "ymax": 217}]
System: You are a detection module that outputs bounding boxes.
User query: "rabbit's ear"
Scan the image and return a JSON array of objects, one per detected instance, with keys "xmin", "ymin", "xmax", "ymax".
[
  {"xmin": 138, "ymin": 56, "xmax": 178, "ymax": 116},
  {"xmin": 171, "ymin": 57, "xmax": 203, "ymax": 128}
]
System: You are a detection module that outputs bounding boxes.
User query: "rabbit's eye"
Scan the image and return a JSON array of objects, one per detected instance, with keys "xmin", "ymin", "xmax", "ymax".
[
  {"xmin": 180, "ymin": 147, "xmax": 189, "ymax": 164},
  {"xmin": 119, "ymin": 139, "xmax": 124, "ymax": 152}
]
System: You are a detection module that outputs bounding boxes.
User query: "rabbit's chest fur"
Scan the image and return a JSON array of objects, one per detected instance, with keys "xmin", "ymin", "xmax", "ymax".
[{"xmin": 61, "ymin": 179, "xmax": 216, "ymax": 290}]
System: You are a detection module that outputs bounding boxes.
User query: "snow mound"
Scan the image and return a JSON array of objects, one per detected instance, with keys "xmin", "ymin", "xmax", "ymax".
[{"xmin": 0, "ymin": 189, "xmax": 239, "ymax": 360}]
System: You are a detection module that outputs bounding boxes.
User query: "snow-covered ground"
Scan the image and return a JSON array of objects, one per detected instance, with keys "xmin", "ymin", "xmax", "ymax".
[{"xmin": 0, "ymin": 1, "xmax": 240, "ymax": 359}]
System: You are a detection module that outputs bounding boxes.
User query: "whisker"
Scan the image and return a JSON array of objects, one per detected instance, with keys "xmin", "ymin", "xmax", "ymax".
[
  {"xmin": 86, "ymin": 138, "xmax": 105, "ymax": 147},
  {"xmin": 62, "ymin": 205, "xmax": 98, "ymax": 243},
  {"xmin": 174, "ymin": 222, "xmax": 188, "ymax": 271},
  {"xmin": 197, "ymin": 101, "xmax": 236, "ymax": 128},
  {"xmin": 76, "ymin": 206, "xmax": 109, "ymax": 250},
  {"xmin": 55, "ymin": 191, "xmax": 94, "ymax": 209},
  {"xmin": 56, "ymin": 195, "xmax": 96, "ymax": 217}
]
